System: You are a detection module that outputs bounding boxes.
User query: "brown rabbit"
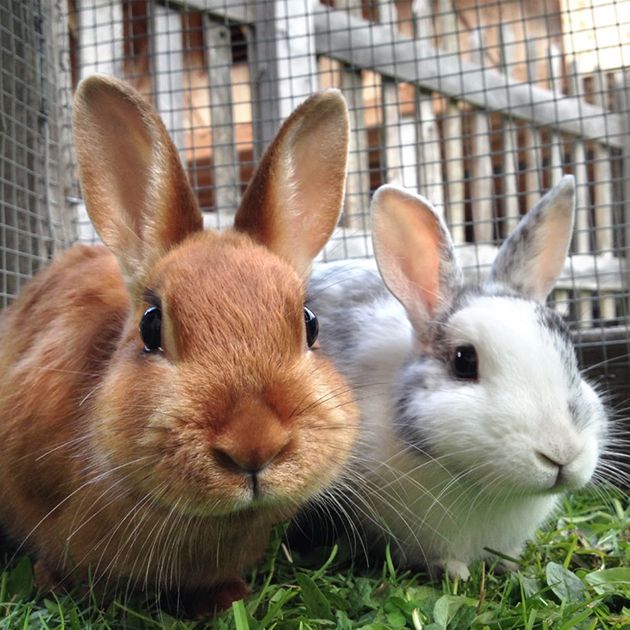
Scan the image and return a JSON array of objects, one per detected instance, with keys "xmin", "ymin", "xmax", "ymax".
[{"xmin": 0, "ymin": 75, "xmax": 357, "ymax": 614}]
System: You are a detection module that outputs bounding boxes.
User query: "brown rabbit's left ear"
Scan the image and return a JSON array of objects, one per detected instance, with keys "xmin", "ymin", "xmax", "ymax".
[
  {"xmin": 234, "ymin": 90, "xmax": 349, "ymax": 277},
  {"xmin": 73, "ymin": 74, "xmax": 202, "ymax": 284}
]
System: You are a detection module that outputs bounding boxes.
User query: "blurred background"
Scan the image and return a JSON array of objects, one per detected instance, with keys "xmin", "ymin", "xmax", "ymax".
[{"xmin": 1, "ymin": 0, "xmax": 629, "ymax": 409}]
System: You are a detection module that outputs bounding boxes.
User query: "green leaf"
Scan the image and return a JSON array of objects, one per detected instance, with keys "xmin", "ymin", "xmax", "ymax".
[
  {"xmin": 385, "ymin": 609, "xmax": 407, "ymax": 627},
  {"xmin": 433, "ymin": 595, "xmax": 465, "ymax": 628},
  {"xmin": 232, "ymin": 600, "xmax": 250, "ymax": 630},
  {"xmin": 545, "ymin": 562, "xmax": 585, "ymax": 602},
  {"xmin": 585, "ymin": 566, "xmax": 630, "ymax": 595},
  {"xmin": 296, "ymin": 573, "xmax": 334, "ymax": 621},
  {"xmin": 7, "ymin": 556, "xmax": 33, "ymax": 600}
]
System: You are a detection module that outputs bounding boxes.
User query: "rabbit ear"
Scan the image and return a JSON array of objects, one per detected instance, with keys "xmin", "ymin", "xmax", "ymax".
[
  {"xmin": 371, "ymin": 185, "xmax": 462, "ymax": 335},
  {"xmin": 489, "ymin": 175, "xmax": 575, "ymax": 303},
  {"xmin": 72, "ymin": 75, "xmax": 203, "ymax": 283},
  {"xmin": 234, "ymin": 90, "xmax": 349, "ymax": 277}
]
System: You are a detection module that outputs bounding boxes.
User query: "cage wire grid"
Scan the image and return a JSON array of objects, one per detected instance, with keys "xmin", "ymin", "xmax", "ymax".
[{"xmin": 1, "ymin": 0, "xmax": 630, "ymax": 404}]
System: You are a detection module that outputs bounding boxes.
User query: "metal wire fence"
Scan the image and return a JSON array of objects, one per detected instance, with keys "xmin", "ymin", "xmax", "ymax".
[
  {"xmin": 0, "ymin": 0, "xmax": 75, "ymax": 307},
  {"xmin": 2, "ymin": 0, "xmax": 629, "ymax": 402}
]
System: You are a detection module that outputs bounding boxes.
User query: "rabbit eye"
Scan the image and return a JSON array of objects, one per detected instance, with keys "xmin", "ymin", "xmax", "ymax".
[
  {"xmin": 140, "ymin": 306, "xmax": 162, "ymax": 352},
  {"xmin": 304, "ymin": 306, "xmax": 319, "ymax": 348},
  {"xmin": 453, "ymin": 345, "xmax": 478, "ymax": 380}
]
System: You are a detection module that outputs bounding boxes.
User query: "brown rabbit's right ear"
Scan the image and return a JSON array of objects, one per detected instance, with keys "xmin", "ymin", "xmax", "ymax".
[
  {"xmin": 234, "ymin": 90, "xmax": 349, "ymax": 278},
  {"xmin": 372, "ymin": 185, "xmax": 462, "ymax": 338},
  {"xmin": 72, "ymin": 75, "xmax": 202, "ymax": 285}
]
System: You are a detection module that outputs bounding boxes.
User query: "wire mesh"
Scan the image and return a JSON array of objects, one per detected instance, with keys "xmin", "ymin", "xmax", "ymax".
[
  {"xmin": 0, "ymin": 0, "xmax": 75, "ymax": 307},
  {"xmin": 3, "ymin": 0, "xmax": 630, "ymax": 402}
]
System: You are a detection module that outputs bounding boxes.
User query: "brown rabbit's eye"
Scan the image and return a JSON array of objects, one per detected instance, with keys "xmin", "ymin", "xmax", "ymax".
[
  {"xmin": 140, "ymin": 306, "xmax": 162, "ymax": 352},
  {"xmin": 453, "ymin": 344, "xmax": 478, "ymax": 380},
  {"xmin": 304, "ymin": 306, "xmax": 319, "ymax": 348}
]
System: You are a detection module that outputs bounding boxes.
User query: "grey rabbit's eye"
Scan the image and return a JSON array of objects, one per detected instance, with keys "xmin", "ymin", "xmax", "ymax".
[
  {"xmin": 304, "ymin": 306, "xmax": 319, "ymax": 348},
  {"xmin": 140, "ymin": 306, "xmax": 162, "ymax": 353},
  {"xmin": 453, "ymin": 344, "xmax": 478, "ymax": 380}
]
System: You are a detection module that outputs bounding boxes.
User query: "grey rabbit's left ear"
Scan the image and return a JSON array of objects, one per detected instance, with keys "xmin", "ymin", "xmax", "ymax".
[
  {"xmin": 371, "ymin": 185, "xmax": 462, "ymax": 338},
  {"xmin": 489, "ymin": 175, "xmax": 575, "ymax": 303}
]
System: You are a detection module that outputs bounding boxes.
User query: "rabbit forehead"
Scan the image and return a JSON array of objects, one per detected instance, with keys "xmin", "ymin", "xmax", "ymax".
[
  {"xmin": 149, "ymin": 230, "xmax": 305, "ymax": 359},
  {"xmin": 446, "ymin": 295, "xmax": 577, "ymax": 387}
]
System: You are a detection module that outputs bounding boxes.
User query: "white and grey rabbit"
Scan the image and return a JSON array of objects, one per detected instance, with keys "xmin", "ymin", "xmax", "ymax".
[{"xmin": 306, "ymin": 176, "xmax": 607, "ymax": 579}]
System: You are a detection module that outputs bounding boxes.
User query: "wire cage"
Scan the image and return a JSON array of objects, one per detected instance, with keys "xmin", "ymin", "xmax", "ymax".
[{"xmin": 2, "ymin": 0, "xmax": 630, "ymax": 406}]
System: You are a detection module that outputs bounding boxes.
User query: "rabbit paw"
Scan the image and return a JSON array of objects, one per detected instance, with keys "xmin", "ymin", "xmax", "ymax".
[
  {"xmin": 173, "ymin": 578, "xmax": 250, "ymax": 619},
  {"xmin": 430, "ymin": 559, "xmax": 470, "ymax": 581}
]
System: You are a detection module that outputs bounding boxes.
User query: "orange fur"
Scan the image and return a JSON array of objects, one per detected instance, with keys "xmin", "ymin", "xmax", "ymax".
[{"xmin": 0, "ymin": 76, "xmax": 356, "ymax": 614}]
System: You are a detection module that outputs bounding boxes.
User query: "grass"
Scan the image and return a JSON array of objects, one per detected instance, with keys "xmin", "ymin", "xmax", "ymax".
[{"xmin": 0, "ymin": 488, "xmax": 628, "ymax": 629}]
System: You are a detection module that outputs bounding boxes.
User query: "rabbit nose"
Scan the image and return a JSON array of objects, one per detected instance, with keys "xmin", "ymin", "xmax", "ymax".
[
  {"xmin": 213, "ymin": 445, "xmax": 286, "ymax": 475},
  {"xmin": 213, "ymin": 394, "xmax": 292, "ymax": 475}
]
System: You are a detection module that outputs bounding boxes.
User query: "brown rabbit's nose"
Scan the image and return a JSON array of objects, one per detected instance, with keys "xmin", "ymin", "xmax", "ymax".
[{"xmin": 213, "ymin": 395, "xmax": 291, "ymax": 474}]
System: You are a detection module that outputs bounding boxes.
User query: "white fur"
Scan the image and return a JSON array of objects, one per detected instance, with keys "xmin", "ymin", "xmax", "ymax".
[{"xmin": 308, "ymin": 178, "xmax": 606, "ymax": 578}]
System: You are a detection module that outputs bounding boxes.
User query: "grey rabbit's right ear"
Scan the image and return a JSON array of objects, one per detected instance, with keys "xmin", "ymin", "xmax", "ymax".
[
  {"xmin": 371, "ymin": 185, "xmax": 462, "ymax": 337},
  {"xmin": 489, "ymin": 175, "xmax": 575, "ymax": 303},
  {"xmin": 72, "ymin": 74, "xmax": 203, "ymax": 288}
]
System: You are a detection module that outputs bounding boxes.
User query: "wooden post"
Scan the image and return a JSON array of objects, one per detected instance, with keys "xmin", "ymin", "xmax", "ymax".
[
  {"xmin": 437, "ymin": 0, "xmax": 464, "ymax": 241},
  {"xmin": 591, "ymin": 67, "xmax": 616, "ymax": 322},
  {"xmin": 499, "ymin": 25, "xmax": 520, "ymax": 236},
  {"xmin": 338, "ymin": 0, "xmax": 371, "ymax": 229},
  {"xmin": 469, "ymin": 27, "xmax": 494, "ymax": 244},
  {"xmin": 205, "ymin": 16, "xmax": 240, "ymax": 224},
  {"xmin": 546, "ymin": 48, "xmax": 570, "ymax": 317},
  {"xmin": 524, "ymin": 40, "xmax": 544, "ymax": 209},
  {"xmin": 378, "ymin": 0, "xmax": 403, "ymax": 185},
  {"xmin": 249, "ymin": 0, "xmax": 318, "ymax": 157},
  {"xmin": 52, "ymin": 0, "xmax": 79, "ymax": 247},
  {"xmin": 151, "ymin": 4, "xmax": 186, "ymax": 157},
  {"xmin": 76, "ymin": 0, "xmax": 124, "ymax": 243},
  {"xmin": 413, "ymin": 0, "xmax": 444, "ymax": 215},
  {"xmin": 566, "ymin": 58, "xmax": 592, "ymax": 327},
  {"xmin": 547, "ymin": 45, "xmax": 566, "ymax": 186}
]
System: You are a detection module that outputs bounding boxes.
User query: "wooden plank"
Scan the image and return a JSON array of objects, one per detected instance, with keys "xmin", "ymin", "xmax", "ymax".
[
  {"xmin": 249, "ymin": 0, "xmax": 318, "ymax": 152},
  {"xmin": 592, "ymin": 69, "xmax": 615, "ymax": 253},
  {"xmin": 413, "ymin": 0, "xmax": 444, "ymax": 215},
  {"xmin": 591, "ymin": 67, "xmax": 616, "ymax": 322},
  {"xmin": 378, "ymin": 0, "xmax": 402, "ymax": 184},
  {"xmin": 205, "ymin": 15, "xmax": 240, "ymax": 223},
  {"xmin": 523, "ymin": 39, "xmax": 544, "ymax": 210},
  {"xmin": 469, "ymin": 28, "xmax": 494, "ymax": 244},
  {"xmin": 548, "ymin": 46, "xmax": 566, "ymax": 186},
  {"xmin": 436, "ymin": 0, "xmax": 463, "ymax": 239},
  {"xmin": 311, "ymin": 5, "xmax": 625, "ymax": 148},
  {"xmin": 152, "ymin": 4, "xmax": 186, "ymax": 156},
  {"xmin": 499, "ymin": 25, "xmax": 520, "ymax": 236},
  {"xmin": 76, "ymin": 0, "xmax": 124, "ymax": 243},
  {"xmin": 76, "ymin": 0, "xmax": 123, "ymax": 77},
  {"xmin": 566, "ymin": 60, "xmax": 589, "ymax": 255},
  {"xmin": 51, "ymin": 0, "xmax": 79, "ymax": 247},
  {"xmin": 338, "ymin": 0, "xmax": 370, "ymax": 229},
  {"xmin": 547, "ymin": 48, "xmax": 570, "ymax": 318},
  {"xmin": 159, "ymin": 0, "xmax": 253, "ymax": 25},
  {"xmin": 565, "ymin": 56, "xmax": 591, "ymax": 327}
]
